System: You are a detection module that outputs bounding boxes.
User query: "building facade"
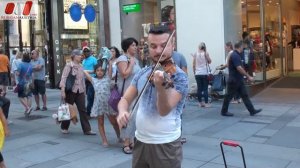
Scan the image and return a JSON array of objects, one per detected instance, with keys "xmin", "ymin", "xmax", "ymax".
[
  {"xmin": 2, "ymin": 0, "xmax": 299, "ymax": 88},
  {"xmin": 109, "ymin": 0, "xmax": 300, "ymax": 88}
]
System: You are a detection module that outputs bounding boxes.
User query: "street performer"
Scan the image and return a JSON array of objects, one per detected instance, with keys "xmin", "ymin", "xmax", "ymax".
[{"xmin": 117, "ymin": 24, "xmax": 188, "ymax": 168}]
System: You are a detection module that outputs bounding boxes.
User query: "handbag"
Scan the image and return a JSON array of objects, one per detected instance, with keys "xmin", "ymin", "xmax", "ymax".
[
  {"xmin": 204, "ymin": 52, "xmax": 214, "ymax": 84},
  {"xmin": 57, "ymin": 102, "xmax": 71, "ymax": 121},
  {"xmin": 108, "ymin": 71, "xmax": 125, "ymax": 112},
  {"xmin": 65, "ymin": 64, "xmax": 76, "ymax": 92}
]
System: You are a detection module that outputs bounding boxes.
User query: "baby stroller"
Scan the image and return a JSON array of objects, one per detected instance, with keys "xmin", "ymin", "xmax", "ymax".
[{"xmin": 208, "ymin": 68, "xmax": 226, "ymax": 102}]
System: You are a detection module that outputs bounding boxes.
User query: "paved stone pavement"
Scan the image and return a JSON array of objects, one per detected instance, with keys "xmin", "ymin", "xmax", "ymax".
[{"xmin": 3, "ymin": 86, "xmax": 300, "ymax": 168}]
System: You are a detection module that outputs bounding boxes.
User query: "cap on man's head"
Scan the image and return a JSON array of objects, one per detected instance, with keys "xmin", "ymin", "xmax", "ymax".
[
  {"xmin": 71, "ymin": 49, "xmax": 82, "ymax": 57},
  {"xmin": 82, "ymin": 46, "xmax": 90, "ymax": 52}
]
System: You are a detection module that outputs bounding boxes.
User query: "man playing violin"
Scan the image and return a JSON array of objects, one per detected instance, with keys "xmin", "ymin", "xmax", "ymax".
[{"xmin": 117, "ymin": 24, "xmax": 188, "ymax": 168}]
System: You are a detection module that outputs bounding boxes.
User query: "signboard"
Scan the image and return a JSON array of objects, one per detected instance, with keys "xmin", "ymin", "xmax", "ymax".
[
  {"xmin": 63, "ymin": 0, "xmax": 88, "ymax": 30},
  {"xmin": 0, "ymin": 0, "xmax": 38, "ymax": 20},
  {"xmin": 122, "ymin": 3, "xmax": 141, "ymax": 13}
]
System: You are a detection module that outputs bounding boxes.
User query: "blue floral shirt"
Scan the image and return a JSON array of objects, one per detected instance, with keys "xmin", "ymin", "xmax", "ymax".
[{"xmin": 131, "ymin": 65, "xmax": 188, "ymax": 144}]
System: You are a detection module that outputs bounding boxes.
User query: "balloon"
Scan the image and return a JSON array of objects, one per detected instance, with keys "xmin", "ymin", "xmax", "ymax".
[
  {"xmin": 69, "ymin": 3, "xmax": 82, "ymax": 22},
  {"xmin": 84, "ymin": 4, "xmax": 96, "ymax": 22}
]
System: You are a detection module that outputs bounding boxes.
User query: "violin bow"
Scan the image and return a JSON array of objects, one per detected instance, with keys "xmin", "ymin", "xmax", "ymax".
[{"xmin": 129, "ymin": 30, "xmax": 176, "ymax": 118}]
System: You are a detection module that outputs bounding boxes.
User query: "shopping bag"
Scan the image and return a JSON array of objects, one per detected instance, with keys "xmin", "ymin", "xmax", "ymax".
[
  {"xmin": 57, "ymin": 104, "xmax": 71, "ymax": 121},
  {"xmin": 68, "ymin": 103, "xmax": 78, "ymax": 124}
]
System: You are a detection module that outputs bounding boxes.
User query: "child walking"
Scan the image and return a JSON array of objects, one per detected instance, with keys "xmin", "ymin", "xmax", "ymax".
[{"xmin": 84, "ymin": 63, "xmax": 120, "ymax": 147}]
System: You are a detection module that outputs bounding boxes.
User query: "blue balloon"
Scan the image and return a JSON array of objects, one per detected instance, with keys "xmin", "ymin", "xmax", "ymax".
[
  {"xmin": 84, "ymin": 4, "xmax": 96, "ymax": 22},
  {"xmin": 69, "ymin": 3, "xmax": 82, "ymax": 22}
]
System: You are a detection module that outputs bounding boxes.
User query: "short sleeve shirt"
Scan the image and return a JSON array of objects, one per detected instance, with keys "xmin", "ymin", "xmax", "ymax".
[
  {"xmin": 31, "ymin": 57, "xmax": 45, "ymax": 80},
  {"xmin": 172, "ymin": 51, "xmax": 187, "ymax": 70},
  {"xmin": 0, "ymin": 54, "xmax": 9, "ymax": 73},
  {"xmin": 116, "ymin": 55, "xmax": 141, "ymax": 94},
  {"xmin": 17, "ymin": 62, "xmax": 33, "ymax": 85},
  {"xmin": 83, "ymin": 55, "xmax": 98, "ymax": 76},
  {"xmin": 131, "ymin": 66, "xmax": 189, "ymax": 144},
  {"xmin": 228, "ymin": 50, "xmax": 243, "ymax": 82}
]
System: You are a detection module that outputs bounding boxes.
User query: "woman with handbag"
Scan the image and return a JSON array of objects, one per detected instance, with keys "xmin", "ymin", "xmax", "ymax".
[
  {"xmin": 116, "ymin": 38, "xmax": 141, "ymax": 154},
  {"xmin": 59, "ymin": 49, "xmax": 96, "ymax": 135},
  {"xmin": 16, "ymin": 52, "xmax": 33, "ymax": 116},
  {"xmin": 192, "ymin": 42, "xmax": 212, "ymax": 108}
]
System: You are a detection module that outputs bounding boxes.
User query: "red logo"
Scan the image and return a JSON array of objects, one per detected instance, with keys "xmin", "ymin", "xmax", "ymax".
[{"xmin": 4, "ymin": 1, "xmax": 33, "ymax": 16}]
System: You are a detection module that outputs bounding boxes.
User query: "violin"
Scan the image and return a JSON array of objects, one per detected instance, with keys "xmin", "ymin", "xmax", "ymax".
[{"xmin": 149, "ymin": 58, "xmax": 177, "ymax": 89}]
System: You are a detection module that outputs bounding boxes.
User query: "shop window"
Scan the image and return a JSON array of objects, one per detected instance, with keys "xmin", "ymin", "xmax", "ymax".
[{"xmin": 242, "ymin": 0, "xmax": 282, "ymax": 82}]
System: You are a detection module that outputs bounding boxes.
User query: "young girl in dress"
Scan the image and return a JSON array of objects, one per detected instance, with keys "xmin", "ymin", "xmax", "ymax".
[{"xmin": 84, "ymin": 62, "xmax": 120, "ymax": 147}]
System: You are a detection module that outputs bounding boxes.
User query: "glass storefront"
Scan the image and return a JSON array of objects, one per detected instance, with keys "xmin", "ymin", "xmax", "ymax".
[{"xmin": 241, "ymin": 0, "xmax": 283, "ymax": 83}]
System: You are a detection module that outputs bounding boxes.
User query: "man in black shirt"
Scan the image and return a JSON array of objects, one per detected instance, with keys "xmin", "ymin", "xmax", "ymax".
[{"xmin": 221, "ymin": 41, "xmax": 262, "ymax": 117}]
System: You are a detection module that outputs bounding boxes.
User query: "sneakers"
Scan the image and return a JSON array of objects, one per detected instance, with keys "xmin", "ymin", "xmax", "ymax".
[
  {"xmin": 199, "ymin": 102, "xmax": 211, "ymax": 108},
  {"xmin": 42, "ymin": 107, "xmax": 47, "ymax": 111},
  {"xmin": 84, "ymin": 131, "xmax": 96, "ymax": 135},
  {"xmin": 198, "ymin": 102, "xmax": 205, "ymax": 107},
  {"xmin": 61, "ymin": 129, "xmax": 69, "ymax": 134},
  {"xmin": 203, "ymin": 103, "xmax": 211, "ymax": 108}
]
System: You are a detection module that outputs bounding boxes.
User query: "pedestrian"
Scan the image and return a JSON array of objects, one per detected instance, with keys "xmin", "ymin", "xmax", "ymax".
[
  {"xmin": 31, "ymin": 49, "xmax": 47, "ymax": 111},
  {"xmin": 172, "ymin": 50, "xmax": 188, "ymax": 144},
  {"xmin": 265, "ymin": 33, "xmax": 273, "ymax": 70},
  {"xmin": 172, "ymin": 51, "xmax": 187, "ymax": 73},
  {"xmin": 59, "ymin": 49, "xmax": 96, "ymax": 135},
  {"xmin": 0, "ymin": 103, "xmax": 9, "ymax": 168},
  {"xmin": 11, "ymin": 51, "xmax": 23, "ymax": 86},
  {"xmin": 16, "ymin": 52, "xmax": 33, "ymax": 116},
  {"xmin": 84, "ymin": 62, "xmax": 120, "ymax": 147},
  {"xmin": 0, "ymin": 95, "xmax": 10, "ymax": 121},
  {"xmin": 0, "ymin": 49, "xmax": 10, "ymax": 97},
  {"xmin": 10, "ymin": 48, "xmax": 18, "ymax": 87},
  {"xmin": 221, "ymin": 41, "xmax": 262, "ymax": 117},
  {"xmin": 117, "ymin": 24, "xmax": 188, "ymax": 167},
  {"xmin": 137, "ymin": 38, "xmax": 151, "ymax": 67},
  {"xmin": 192, "ymin": 42, "xmax": 212, "ymax": 108},
  {"xmin": 116, "ymin": 37, "xmax": 141, "ymax": 154},
  {"xmin": 218, "ymin": 42, "xmax": 241, "ymax": 103},
  {"xmin": 108, "ymin": 46, "xmax": 121, "ymax": 80},
  {"xmin": 82, "ymin": 46, "xmax": 97, "ymax": 117}
]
